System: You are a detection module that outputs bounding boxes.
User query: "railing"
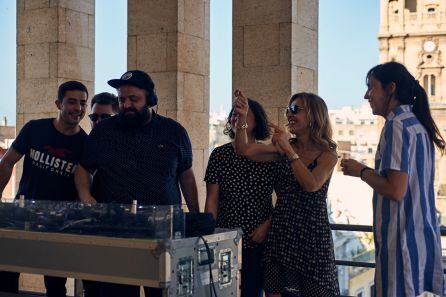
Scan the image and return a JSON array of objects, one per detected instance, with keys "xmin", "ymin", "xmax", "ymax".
[{"xmin": 331, "ymin": 224, "xmax": 446, "ymax": 273}]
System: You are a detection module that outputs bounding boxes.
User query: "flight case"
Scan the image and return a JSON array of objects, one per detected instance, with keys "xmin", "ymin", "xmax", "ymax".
[{"xmin": 0, "ymin": 200, "xmax": 241, "ymax": 297}]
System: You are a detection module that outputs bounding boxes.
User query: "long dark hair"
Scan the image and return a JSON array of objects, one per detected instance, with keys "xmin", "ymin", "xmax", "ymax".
[
  {"xmin": 367, "ymin": 62, "xmax": 445, "ymax": 154},
  {"xmin": 224, "ymin": 98, "xmax": 270, "ymax": 140}
]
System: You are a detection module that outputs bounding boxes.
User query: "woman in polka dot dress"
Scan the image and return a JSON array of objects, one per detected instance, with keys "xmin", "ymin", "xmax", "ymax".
[
  {"xmin": 234, "ymin": 90, "xmax": 340, "ymax": 297},
  {"xmin": 205, "ymin": 98, "xmax": 280, "ymax": 297}
]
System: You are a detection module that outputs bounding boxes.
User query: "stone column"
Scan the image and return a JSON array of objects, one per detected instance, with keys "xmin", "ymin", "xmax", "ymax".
[
  {"xmin": 17, "ymin": 0, "xmax": 95, "ymax": 132},
  {"xmin": 128, "ymin": 0, "xmax": 210, "ymax": 209},
  {"xmin": 16, "ymin": 0, "xmax": 94, "ymax": 293},
  {"xmin": 233, "ymin": 0, "xmax": 318, "ymax": 128}
]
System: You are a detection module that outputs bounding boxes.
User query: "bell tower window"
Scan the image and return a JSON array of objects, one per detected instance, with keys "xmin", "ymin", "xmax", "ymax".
[
  {"xmin": 430, "ymin": 75, "xmax": 436, "ymax": 96},
  {"xmin": 405, "ymin": 0, "xmax": 417, "ymax": 12},
  {"xmin": 423, "ymin": 74, "xmax": 436, "ymax": 97}
]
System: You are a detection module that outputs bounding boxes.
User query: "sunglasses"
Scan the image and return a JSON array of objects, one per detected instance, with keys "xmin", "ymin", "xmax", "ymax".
[
  {"xmin": 88, "ymin": 113, "xmax": 112, "ymax": 122},
  {"xmin": 284, "ymin": 105, "xmax": 304, "ymax": 115}
]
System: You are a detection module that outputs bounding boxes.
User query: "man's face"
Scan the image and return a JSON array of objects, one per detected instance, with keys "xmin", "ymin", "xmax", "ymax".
[
  {"xmin": 89, "ymin": 103, "xmax": 114, "ymax": 128},
  {"xmin": 56, "ymin": 90, "xmax": 88, "ymax": 126},
  {"xmin": 117, "ymin": 85, "xmax": 150, "ymax": 128}
]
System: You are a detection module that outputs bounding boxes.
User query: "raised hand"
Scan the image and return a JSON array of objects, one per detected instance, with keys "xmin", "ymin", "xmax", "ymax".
[
  {"xmin": 234, "ymin": 89, "xmax": 248, "ymax": 117},
  {"xmin": 269, "ymin": 122, "xmax": 292, "ymax": 155},
  {"xmin": 234, "ymin": 89, "xmax": 246, "ymax": 101}
]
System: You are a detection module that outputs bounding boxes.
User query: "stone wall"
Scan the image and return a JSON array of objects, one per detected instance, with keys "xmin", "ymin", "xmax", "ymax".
[{"xmin": 233, "ymin": 0, "xmax": 319, "ymax": 128}]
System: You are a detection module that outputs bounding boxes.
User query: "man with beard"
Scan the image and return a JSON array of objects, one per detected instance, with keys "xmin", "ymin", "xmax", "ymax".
[
  {"xmin": 0, "ymin": 81, "xmax": 89, "ymax": 296},
  {"xmin": 74, "ymin": 70, "xmax": 199, "ymax": 297}
]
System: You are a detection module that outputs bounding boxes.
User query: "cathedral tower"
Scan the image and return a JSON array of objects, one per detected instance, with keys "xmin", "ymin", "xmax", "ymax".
[{"xmin": 379, "ymin": 0, "xmax": 446, "ymax": 208}]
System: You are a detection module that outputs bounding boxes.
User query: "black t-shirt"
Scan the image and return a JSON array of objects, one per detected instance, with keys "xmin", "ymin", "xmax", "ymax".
[
  {"xmin": 12, "ymin": 118, "xmax": 87, "ymax": 201},
  {"xmin": 79, "ymin": 113, "xmax": 192, "ymax": 205}
]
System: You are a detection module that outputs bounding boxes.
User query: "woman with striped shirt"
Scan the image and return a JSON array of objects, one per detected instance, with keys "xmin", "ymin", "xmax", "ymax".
[{"xmin": 341, "ymin": 62, "xmax": 445, "ymax": 297}]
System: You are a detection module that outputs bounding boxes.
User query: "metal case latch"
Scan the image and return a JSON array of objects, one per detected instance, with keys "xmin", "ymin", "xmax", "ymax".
[
  {"xmin": 218, "ymin": 249, "xmax": 232, "ymax": 288},
  {"xmin": 177, "ymin": 257, "xmax": 193, "ymax": 296}
]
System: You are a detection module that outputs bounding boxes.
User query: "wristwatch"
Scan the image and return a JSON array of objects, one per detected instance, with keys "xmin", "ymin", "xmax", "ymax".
[
  {"xmin": 288, "ymin": 153, "xmax": 300, "ymax": 162},
  {"xmin": 360, "ymin": 166, "xmax": 372, "ymax": 180}
]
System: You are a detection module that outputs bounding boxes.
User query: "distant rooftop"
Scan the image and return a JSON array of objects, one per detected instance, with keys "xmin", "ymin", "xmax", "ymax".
[
  {"xmin": 329, "ymin": 104, "xmax": 377, "ymax": 124},
  {"xmin": 0, "ymin": 126, "xmax": 15, "ymax": 140}
]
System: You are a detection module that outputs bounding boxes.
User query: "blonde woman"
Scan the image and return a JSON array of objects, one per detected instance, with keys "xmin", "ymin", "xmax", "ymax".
[{"xmin": 234, "ymin": 90, "xmax": 340, "ymax": 297}]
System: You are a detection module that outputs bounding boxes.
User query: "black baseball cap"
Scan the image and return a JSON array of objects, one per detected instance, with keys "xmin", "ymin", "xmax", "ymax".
[{"xmin": 107, "ymin": 70, "xmax": 155, "ymax": 93}]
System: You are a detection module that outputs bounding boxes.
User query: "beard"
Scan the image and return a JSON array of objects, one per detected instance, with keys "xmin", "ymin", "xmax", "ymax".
[{"xmin": 117, "ymin": 106, "xmax": 150, "ymax": 129}]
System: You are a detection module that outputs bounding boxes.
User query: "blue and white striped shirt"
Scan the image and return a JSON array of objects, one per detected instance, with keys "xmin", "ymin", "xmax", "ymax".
[{"xmin": 373, "ymin": 105, "xmax": 444, "ymax": 297}]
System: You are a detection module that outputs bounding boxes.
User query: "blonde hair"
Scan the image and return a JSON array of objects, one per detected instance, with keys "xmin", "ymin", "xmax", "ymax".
[{"xmin": 289, "ymin": 92, "xmax": 337, "ymax": 152}]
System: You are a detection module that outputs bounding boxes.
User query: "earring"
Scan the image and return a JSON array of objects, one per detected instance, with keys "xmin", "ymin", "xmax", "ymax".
[{"xmin": 225, "ymin": 122, "xmax": 234, "ymax": 134}]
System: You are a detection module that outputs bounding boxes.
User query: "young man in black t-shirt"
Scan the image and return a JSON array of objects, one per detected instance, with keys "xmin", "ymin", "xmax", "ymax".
[{"xmin": 0, "ymin": 81, "xmax": 89, "ymax": 296}]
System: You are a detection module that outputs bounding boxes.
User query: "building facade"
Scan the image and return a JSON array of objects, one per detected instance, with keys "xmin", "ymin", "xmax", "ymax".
[
  {"xmin": 0, "ymin": 116, "xmax": 16, "ymax": 200},
  {"xmin": 0, "ymin": 118, "xmax": 15, "ymax": 150},
  {"xmin": 379, "ymin": 0, "xmax": 446, "ymax": 213},
  {"xmin": 330, "ymin": 104, "xmax": 379, "ymax": 170},
  {"xmin": 209, "ymin": 109, "xmax": 230, "ymax": 151},
  {"xmin": 348, "ymin": 250, "xmax": 375, "ymax": 297}
]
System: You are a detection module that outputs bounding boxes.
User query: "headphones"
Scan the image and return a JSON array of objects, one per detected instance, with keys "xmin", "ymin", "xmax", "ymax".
[{"xmin": 146, "ymin": 87, "xmax": 158, "ymax": 107}]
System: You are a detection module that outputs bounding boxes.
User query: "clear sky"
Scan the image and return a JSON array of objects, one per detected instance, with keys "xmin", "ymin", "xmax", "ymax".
[
  {"xmin": 0, "ymin": 0, "xmax": 17, "ymax": 125},
  {"xmin": 0, "ymin": 0, "xmax": 379, "ymax": 125},
  {"xmin": 319, "ymin": 0, "xmax": 380, "ymax": 109}
]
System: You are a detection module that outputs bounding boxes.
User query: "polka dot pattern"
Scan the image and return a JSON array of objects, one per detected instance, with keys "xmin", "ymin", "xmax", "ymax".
[
  {"xmin": 204, "ymin": 143, "xmax": 279, "ymax": 249},
  {"xmin": 263, "ymin": 158, "xmax": 340, "ymax": 296},
  {"xmin": 263, "ymin": 261, "xmax": 335, "ymax": 296},
  {"xmin": 80, "ymin": 114, "xmax": 192, "ymax": 205}
]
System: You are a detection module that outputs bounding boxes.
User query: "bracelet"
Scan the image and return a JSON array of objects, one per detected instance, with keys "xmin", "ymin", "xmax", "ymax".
[
  {"xmin": 288, "ymin": 153, "xmax": 300, "ymax": 162},
  {"xmin": 236, "ymin": 123, "xmax": 248, "ymax": 130},
  {"xmin": 360, "ymin": 166, "xmax": 372, "ymax": 180}
]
